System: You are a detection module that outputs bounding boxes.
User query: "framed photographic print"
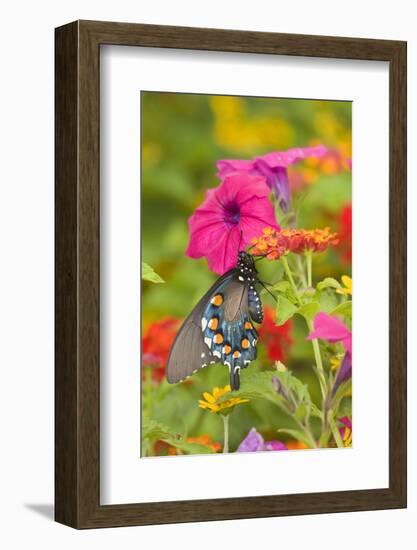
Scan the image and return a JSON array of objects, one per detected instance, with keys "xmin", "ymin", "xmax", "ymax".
[{"xmin": 55, "ymin": 20, "xmax": 407, "ymax": 528}]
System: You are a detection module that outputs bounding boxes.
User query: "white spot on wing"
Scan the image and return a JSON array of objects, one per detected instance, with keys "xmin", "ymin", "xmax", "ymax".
[
  {"xmin": 213, "ymin": 350, "xmax": 221, "ymax": 358},
  {"xmin": 201, "ymin": 318, "xmax": 208, "ymax": 331},
  {"xmin": 238, "ymin": 276, "xmax": 244, "ymax": 282},
  {"xmin": 204, "ymin": 337, "xmax": 212, "ymax": 348}
]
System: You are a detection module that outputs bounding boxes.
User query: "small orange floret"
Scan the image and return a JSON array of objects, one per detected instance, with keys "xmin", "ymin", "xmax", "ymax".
[{"xmin": 250, "ymin": 226, "xmax": 339, "ymax": 259}]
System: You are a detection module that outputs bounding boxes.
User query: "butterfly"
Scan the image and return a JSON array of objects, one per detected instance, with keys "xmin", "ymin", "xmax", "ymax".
[{"xmin": 166, "ymin": 250, "xmax": 264, "ymax": 391}]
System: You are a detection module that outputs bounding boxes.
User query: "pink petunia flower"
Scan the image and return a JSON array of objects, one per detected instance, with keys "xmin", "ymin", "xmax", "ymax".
[
  {"xmin": 186, "ymin": 173, "xmax": 278, "ymax": 274},
  {"xmin": 216, "ymin": 145, "xmax": 327, "ymax": 212},
  {"xmin": 307, "ymin": 312, "xmax": 352, "ymax": 394}
]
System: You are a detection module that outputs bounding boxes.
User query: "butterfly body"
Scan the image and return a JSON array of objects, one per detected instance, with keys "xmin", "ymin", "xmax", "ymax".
[{"xmin": 166, "ymin": 251, "xmax": 263, "ymax": 391}]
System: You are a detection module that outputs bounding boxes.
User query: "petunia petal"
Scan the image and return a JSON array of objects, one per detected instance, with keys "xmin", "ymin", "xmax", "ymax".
[
  {"xmin": 216, "ymin": 159, "xmax": 256, "ymax": 180},
  {"xmin": 256, "ymin": 145, "xmax": 328, "ymax": 169},
  {"xmin": 307, "ymin": 312, "xmax": 352, "ymax": 354}
]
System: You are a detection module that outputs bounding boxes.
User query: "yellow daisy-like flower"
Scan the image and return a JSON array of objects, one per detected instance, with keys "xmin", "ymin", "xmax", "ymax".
[
  {"xmin": 198, "ymin": 385, "xmax": 249, "ymax": 414},
  {"xmin": 336, "ymin": 275, "xmax": 352, "ymax": 296}
]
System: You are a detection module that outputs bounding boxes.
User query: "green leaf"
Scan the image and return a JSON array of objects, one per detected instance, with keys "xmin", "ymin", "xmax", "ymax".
[
  {"xmin": 277, "ymin": 428, "xmax": 315, "ymax": 449},
  {"xmin": 271, "ymin": 280, "xmax": 292, "ymax": 293},
  {"xmin": 331, "ymin": 301, "xmax": 352, "ymax": 318},
  {"xmin": 296, "ymin": 301, "xmax": 320, "ymax": 322},
  {"xmin": 164, "ymin": 439, "xmax": 215, "ymax": 454},
  {"xmin": 142, "ymin": 261, "xmax": 165, "ymax": 283},
  {"xmin": 318, "ymin": 289, "xmax": 339, "ymax": 313},
  {"xmin": 316, "ymin": 277, "xmax": 341, "ymax": 291},
  {"xmin": 275, "ymin": 295, "xmax": 298, "ymax": 326}
]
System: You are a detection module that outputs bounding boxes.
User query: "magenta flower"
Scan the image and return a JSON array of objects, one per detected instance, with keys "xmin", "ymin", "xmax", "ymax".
[
  {"xmin": 307, "ymin": 312, "xmax": 352, "ymax": 395},
  {"xmin": 186, "ymin": 173, "xmax": 278, "ymax": 274},
  {"xmin": 339, "ymin": 416, "xmax": 352, "ymax": 447},
  {"xmin": 216, "ymin": 145, "xmax": 327, "ymax": 212},
  {"xmin": 237, "ymin": 428, "xmax": 287, "ymax": 452}
]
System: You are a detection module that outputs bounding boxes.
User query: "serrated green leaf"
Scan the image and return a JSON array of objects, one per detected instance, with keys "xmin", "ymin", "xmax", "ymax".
[
  {"xmin": 331, "ymin": 300, "xmax": 352, "ymax": 318},
  {"xmin": 142, "ymin": 261, "xmax": 165, "ymax": 283},
  {"xmin": 296, "ymin": 301, "xmax": 320, "ymax": 322},
  {"xmin": 276, "ymin": 295, "xmax": 298, "ymax": 326},
  {"xmin": 317, "ymin": 277, "xmax": 342, "ymax": 291}
]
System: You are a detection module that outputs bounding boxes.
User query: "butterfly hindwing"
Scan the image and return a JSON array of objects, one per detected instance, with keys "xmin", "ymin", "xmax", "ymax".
[{"xmin": 200, "ymin": 274, "xmax": 259, "ymax": 391}]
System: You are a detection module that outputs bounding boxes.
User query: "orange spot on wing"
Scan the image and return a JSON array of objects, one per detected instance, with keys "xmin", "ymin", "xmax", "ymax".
[
  {"xmin": 208, "ymin": 318, "xmax": 219, "ymax": 330},
  {"xmin": 211, "ymin": 294, "xmax": 223, "ymax": 306},
  {"xmin": 241, "ymin": 338, "xmax": 250, "ymax": 349},
  {"xmin": 213, "ymin": 333, "xmax": 224, "ymax": 344}
]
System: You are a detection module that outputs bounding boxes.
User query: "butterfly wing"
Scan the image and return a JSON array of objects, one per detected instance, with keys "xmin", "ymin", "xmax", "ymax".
[
  {"xmin": 166, "ymin": 268, "xmax": 262, "ymax": 390},
  {"xmin": 166, "ymin": 270, "xmax": 237, "ymax": 384},
  {"xmin": 201, "ymin": 278, "xmax": 259, "ymax": 391}
]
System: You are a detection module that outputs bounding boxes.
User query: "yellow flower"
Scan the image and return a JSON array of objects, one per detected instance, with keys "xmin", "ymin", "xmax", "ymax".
[
  {"xmin": 330, "ymin": 355, "xmax": 342, "ymax": 371},
  {"xmin": 336, "ymin": 275, "xmax": 352, "ymax": 296},
  {"xmin": 342, "ymin": 426, "xmax": 352, "ymax": 447},
  {"xmin": 198, "ymin": 385, "xmax": 249, "ymax": 414}
]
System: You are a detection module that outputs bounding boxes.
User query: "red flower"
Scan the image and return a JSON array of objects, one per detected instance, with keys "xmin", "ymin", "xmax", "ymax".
[
  {"xmin": 258, "ymin": 306, "xmax": 293, "ymax": 362},
  {"xmin": 337, "ymin": 203, "xmax": 352, "ymax": 264},
  {"xmin": 142, "ymin": 318, "xmax": 180, "ymax": 382}
]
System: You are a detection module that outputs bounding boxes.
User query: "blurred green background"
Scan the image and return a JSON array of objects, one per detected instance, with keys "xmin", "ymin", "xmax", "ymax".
[{"xmin": 141, "ymin": 92, "xmax": 352, "ymax": 455}]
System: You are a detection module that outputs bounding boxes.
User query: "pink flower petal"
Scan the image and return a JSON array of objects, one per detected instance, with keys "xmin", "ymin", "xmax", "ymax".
[
  {"xmin": 216, "ymin": 159, "xmax": 256, "ymax": 180},
  {"xmin": 307, "ymin": 312, "xmax": 352, "ymax": 354},
  {"xmin": 256, "ymin": 145, "xmax": 328, "ymax": 169}
]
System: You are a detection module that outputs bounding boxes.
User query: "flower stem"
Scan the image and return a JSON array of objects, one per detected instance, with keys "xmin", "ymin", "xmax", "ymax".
[
  {"xmin": 296, "ymin": 255, "xmax": 308, "ymax": 288},
  {"xmin": 307, "ymin": 319, "xmax": 327, "ymax": 401},
  {"xmin": 281, "ymin": 256, "xmax": 302, "ymax": 305},
  {"xmin": 328, "ymin": 411, "xmax": 344, "ymax": 449},
  {"xmin": 222, "ymin": 414, "xmax": 230, "ymax": 453},
  {"xmin": 306, "ymin": 251, "xmax": 313, "ymax": 287}
]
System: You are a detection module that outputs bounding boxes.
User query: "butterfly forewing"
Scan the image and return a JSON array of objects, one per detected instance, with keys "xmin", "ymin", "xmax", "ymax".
[{"xmin": 166, "ymin": 252, "xmax": 262, "ymax": 390}]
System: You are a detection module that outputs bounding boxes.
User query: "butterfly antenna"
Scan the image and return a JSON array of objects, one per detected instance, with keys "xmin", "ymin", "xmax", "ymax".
[
  {"xmin": 259, "ymin": 281, "xmax": 277, "ymax": 303},
  {"xmin": 238, "ymin": 230, "xmax": 243, "ymax": 252}
]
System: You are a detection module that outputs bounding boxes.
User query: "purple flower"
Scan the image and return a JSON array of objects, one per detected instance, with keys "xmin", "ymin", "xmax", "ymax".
[
  {"xmin": 237, "ymin": 428, "xmax": 287, "ymax": 452},
  {"xmin": 217, "ymin": 145, "xmax": 327, "ymax": 212},
  {"xmin": 186, "ymin": 173, "xmax": 278, "ymax": 275}
]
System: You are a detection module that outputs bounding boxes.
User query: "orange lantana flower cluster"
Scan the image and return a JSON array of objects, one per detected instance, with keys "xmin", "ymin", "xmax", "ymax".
[{"xmin": 251, "ymin": 226, "xmax": 339, "ymax": 260}]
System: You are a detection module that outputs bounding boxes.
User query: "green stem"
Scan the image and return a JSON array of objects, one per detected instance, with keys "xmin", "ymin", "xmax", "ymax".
[
  {"xmin": 221, "ymin": 414, "xmax": 230, "ymax": 453},
  {"xmin": 306, "ymin": 251, "xmax": 313, "ymax": 287},
  {"xmin": 296, "ymin": 255, "xmax": 308, "ymax": 288},
  {"xmin": 281, "ymin": 256, "xmax": 302, "ymax": 305},
  {"xmin": 328, "ymin": 412, "xmax": 344, "ymax": 449},
  {"xmin": 307, "ymin": 319, "xmax": 327, "ymax": 401},
  {"xmin": 294, "ymin": 418, "xmax": 318, "ymax": 449}
]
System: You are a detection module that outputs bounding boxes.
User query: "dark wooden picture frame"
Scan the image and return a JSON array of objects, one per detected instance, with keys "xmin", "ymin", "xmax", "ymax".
[{"xmin": 55, "ymin": 20, "xmax": 407, "ymax": 529}]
